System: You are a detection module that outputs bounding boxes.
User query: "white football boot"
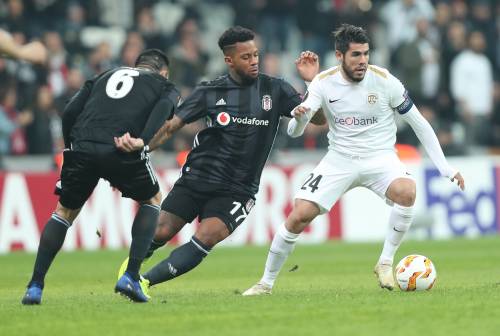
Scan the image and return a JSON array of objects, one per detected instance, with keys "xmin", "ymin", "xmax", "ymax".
[
  {"xmin": 374, "ymin": 263, "xmax": 395, "ymax": 291},
  {"xmin": 242, "ymin": 282, "xmax": 272, "ymax": 296}
]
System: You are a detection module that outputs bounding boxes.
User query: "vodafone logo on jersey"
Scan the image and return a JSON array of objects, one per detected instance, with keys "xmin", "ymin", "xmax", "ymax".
[
  {"xmin": 216, "ymin": 112, "xmax": 230, "ymax": 126},
  {"xmin": 215, "ymin": 112, "xmax": 270, "ymax": 127}
]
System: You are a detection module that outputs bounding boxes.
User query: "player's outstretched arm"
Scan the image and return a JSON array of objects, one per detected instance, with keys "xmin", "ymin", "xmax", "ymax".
[
  {"xmin": 140, "ymin": 91, "xmax": 179, "ymax": 144},
  {"xmin": 400, "ymin": 105, "xmax": 465, "ymax": 191},
  {"xmin": 114, "ymin": 115, "xmax": 185, "ymax": 153},
  {"xmin": 148, "ymin": 115, "xmax": 185, "ymax": 151},
  {"xmin": 0, "ymin": 29, "xmax": 47, "ymax": 64},
  {"xmin": 291, "ymin": 50, "xmax": 325, "ymax": 128},
  {"xmin": 288, "ymin": 105, "xmax": 313, "ymax": 137},
  {"xmin": 295, "ymin": 50, "xmax": 319, "ymax": 82}
]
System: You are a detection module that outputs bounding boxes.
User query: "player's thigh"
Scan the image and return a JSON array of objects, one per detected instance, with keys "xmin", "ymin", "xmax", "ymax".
[
  {"xmin": 294, "ymin": 151, "xmax": 359, "ymax": 214},
  {"xmin": 360, "ymin": 152, "xmax": 415, "ymax": 203},
  {"xmin": 58, "ymin": 150, "xmax": 99, "ymax": 210},
  {"xmin": 107, "ymin": 154, "xmax": 160, "ymax": 202},
  {"xmin": 200, "ymin": 193, "xmax": 255, "ymax": 233},
  {"xmin": 160, "ymin": 183, "xmax": 201, "ymax": 224}
]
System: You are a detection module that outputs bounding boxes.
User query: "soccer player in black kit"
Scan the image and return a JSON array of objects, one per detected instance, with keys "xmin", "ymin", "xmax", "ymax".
[
  {"xmin": 22, "ymin": 49, "xmax": 180, "ymax": 304},
  {"xmin": 115, "ymin": 26, "xmax": 325, "ymax": 294}
]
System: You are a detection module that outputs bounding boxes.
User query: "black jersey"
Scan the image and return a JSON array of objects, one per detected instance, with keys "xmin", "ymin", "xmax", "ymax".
[
  {"xmin": 176, "ymin": 73, "xmax": 302, "ymax": 196},
  {"xmin": 63, "ymin": 67, "xmax": 179, "ymax": 153}
]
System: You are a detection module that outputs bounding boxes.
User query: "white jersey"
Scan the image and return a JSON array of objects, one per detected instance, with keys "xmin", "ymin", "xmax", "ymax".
[{"xmin": 302, "ymin": 65, "xmax": 412, "ymax": 156}]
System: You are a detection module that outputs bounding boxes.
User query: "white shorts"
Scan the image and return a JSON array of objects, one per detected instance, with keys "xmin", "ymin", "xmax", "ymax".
[{"xmin": 294, "ymin": 150, "xmax": 414, "ymax": 214}]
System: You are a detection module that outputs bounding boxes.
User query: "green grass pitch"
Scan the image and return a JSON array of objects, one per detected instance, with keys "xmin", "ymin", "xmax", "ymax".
[{"xmin": 1, "ymin": 237, "xmax": 499, "ymax": 336}]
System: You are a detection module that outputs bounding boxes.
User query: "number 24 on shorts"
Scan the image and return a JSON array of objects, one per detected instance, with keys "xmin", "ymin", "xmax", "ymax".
[{"xmin": 301, "ymin": 174, "xmax": 323, "ymax": 193}]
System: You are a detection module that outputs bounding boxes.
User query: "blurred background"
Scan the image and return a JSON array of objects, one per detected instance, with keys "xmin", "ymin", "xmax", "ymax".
[
  {"xmin": 0, "ymin": 0, "xmax": 499, "ymax": 251},
  {"xmin": 0, "ymin": 0, "xmax": 499, "ymax": 170}
]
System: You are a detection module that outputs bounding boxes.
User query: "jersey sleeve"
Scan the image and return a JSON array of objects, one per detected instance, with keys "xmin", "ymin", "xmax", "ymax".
[
  {"xmin": 62, "ymin": 78, "xmax": 94, "ymax": 148},
  {"xmin": 278, "ymin": 79, "xmax": 302, "ymax": 117},
  {"xmin": 300, "ymin": 75, "xmax": 323, "ymax": 112},
  {"xmin": 400, "ymin": 105, "xmax": 456, "ymax": 178},
  {"xmin": 175, "ymin": 86, "xmax": 206, "ymax": 124},
  {"xmin": 387, "ymin": 72, "xmax": 414, "ymax": 114},
  {"xmin": 140, "ymin": 88, "xmax": 180, "ymax": 143}
]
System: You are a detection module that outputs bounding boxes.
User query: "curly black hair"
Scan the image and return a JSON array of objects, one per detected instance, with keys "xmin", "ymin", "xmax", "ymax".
[
  {"xmin": 218, "ymin": 26, "xmax": 255, "ymax": 54},
  {"xmin": 333, "ymin": 24, "xmax": 370, "ymax": 54}
]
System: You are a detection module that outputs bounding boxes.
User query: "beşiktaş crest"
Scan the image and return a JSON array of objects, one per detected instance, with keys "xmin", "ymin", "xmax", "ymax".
[{"xmin": 262, "ymin": 95, "xmax": 272, "ymax": 111}]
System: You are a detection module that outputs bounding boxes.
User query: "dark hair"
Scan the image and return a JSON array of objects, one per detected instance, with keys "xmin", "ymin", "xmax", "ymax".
[
  {"xmin": 135, "ymin": 49, "xmax": 169, "ymax": 71},
  {"xmin": 333, "ymin": 24, "xmax": 370, "ymax": 54},
  {"xmin": 218, "ymin": 26, "xmax": 255, "ymax": 53}
]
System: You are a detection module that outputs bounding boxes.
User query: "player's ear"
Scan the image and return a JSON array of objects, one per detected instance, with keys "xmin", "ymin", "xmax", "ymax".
[
  {"xmin": 160, "ymin": 67, "xmax": 169, "ymax": 79},
  {"xmin": 224, "ymin": 55, "xmax": 233, "ymax": 67},
  {"xmin": 335, "ymin": 50, "xmax": 343, "ymax": 62}
]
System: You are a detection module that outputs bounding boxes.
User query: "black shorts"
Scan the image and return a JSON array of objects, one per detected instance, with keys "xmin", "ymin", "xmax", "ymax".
[
  {"xmin": 57, "ymin": 150, "xmax": 159, "ymax": 209},
  {"xmin": 161, "ymin": 178, "xmax": 255, "ymax": 233}
]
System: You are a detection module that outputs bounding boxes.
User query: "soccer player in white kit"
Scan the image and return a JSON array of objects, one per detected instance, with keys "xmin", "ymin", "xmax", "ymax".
[{"xmin": 243, "ymin": 24, "xmax": 465, "ymax": 295}]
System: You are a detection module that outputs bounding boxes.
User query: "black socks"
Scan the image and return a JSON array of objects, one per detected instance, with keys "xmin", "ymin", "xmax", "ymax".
[
  {"xmin": 126, "ymin": 204, "xmax": 160, "ymax": 281},
  {"xmin": 144, "ymin": 236, "xmax": 211, "ymax": 286},
  {"xmin": 29, "ymin": 214, "xmax": 70, "ymax": 286}
]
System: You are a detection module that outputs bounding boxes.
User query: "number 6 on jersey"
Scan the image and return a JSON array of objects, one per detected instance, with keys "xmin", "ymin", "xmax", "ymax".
[{"xmin": 106, "ymin": 68, "xmax": 139, "ymax": 99}]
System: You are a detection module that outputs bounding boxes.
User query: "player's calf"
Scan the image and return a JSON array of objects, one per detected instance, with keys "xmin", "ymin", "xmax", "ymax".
[{"xmin": 126, "ymin": 202, "xmax": 161, "ymax": 281}]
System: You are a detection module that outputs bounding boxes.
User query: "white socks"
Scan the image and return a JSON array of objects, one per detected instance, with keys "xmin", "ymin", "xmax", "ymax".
[
  {"xmin": 260, "ymin": 223, "xmax": 300, "ymax": 287},
  {"xmin": 260, "ymin": 205, "xmax": 413, "ymax": 286},
  {"xmin": 379, "ymin": 204, "xmax": 414, "ymax": 265}
]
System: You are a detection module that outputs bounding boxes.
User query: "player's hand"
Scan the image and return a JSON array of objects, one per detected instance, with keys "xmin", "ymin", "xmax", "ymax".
[
  {"xmin": 292, "ymin": 105, "xmax": 311, "ymax": 120},
  {"xmin": 114, "ymin": 132, "xmax": 144, "ymax": 152},
  {"xmin": 16, "ymin": 110, "xmax": 34, "ymax": 126},
  {"xmin": 451, "ymin": 172, "xmax": 465, "ymax": 191},
  {"xmin": 19, "ymin": 41, "xmax": 47, "ymax": 65},
  {"xmin": 295, "ymin": 50, "xmax": 319, "ymax": 82}
]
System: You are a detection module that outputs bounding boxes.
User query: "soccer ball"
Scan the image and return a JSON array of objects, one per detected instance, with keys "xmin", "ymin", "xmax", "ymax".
[{"xmin": 395, "ymin": 255, "xmax": 437, "ymax": 291}]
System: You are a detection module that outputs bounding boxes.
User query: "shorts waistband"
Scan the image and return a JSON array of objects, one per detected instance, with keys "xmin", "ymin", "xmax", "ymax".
[{"xmin": 331, "ymin": 149, "xmax": 395, "ymax": 160}]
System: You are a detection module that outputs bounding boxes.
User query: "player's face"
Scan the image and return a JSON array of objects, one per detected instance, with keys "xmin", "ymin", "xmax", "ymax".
[
  {"xmin": 225, "ymin": 40, "xmax": 259, "ymax": 83},
  {"xmin": 337, "ymin": 43, "xmax": 369, "ymax": 82}
]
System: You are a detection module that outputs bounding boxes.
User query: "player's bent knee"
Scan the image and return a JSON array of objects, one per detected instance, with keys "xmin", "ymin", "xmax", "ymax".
[
  {"xmin": 396, "ymin": 185, "xmax": 416, "ymax": 206},
  {"xmin": 287, "ymin": 199, "xmax": 320, "ymax": 232},
  {"xmin": 194, "ymin": 231, "xmax": 227, "ymax": 248},
  {"xmin": 54, "ymin": 202, "xmax": 80, "ymax": 224},
  {"xmin": 294, "ymin": 199, "xmax": 321, "ymax": 221},
  {"xmin": 195, "ymin": 226, "xmax": 230, "ymax": 247},
  {"xmin": 402, "ymin": 189, "xmax": 416, "ymax": 206},
  {"xmin": 143, "ymin": 191, "xmax": 162, "ymax": 206},
  {"xmin": 195, "ymin": 219, "xmax": 230, "ymax": 248},
  {"xmin": 194, "ymin": 234, "xmax": 221, "ymax": 248},
  {"xmin": 387, "ymin": 179, "xmax": 416, "ymax": 207}
]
